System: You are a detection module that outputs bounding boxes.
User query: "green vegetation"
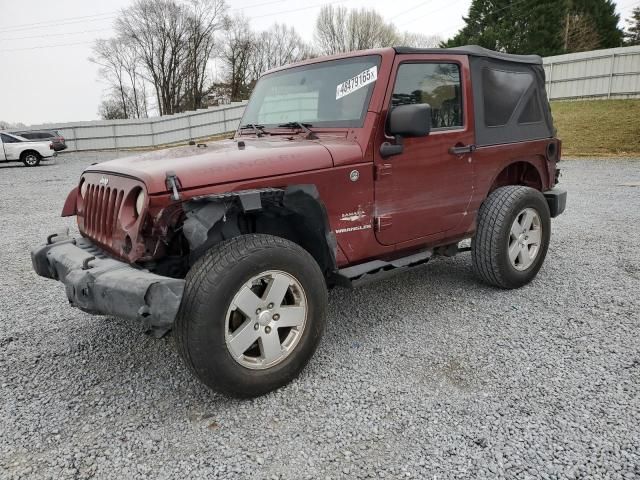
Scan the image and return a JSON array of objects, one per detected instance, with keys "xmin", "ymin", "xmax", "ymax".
[
  {"xmin": 444, "ymin": 0, "xmax": 623, "ymax": 56},
  {"xmin": 551, "ymin": 99, "xmax": 640, "ymax": 156}
]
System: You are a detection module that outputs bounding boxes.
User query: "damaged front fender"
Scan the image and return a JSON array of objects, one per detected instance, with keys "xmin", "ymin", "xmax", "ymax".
[{"xmin": 182, "ymin": 185, "xmax": 337, "ymax": 273}]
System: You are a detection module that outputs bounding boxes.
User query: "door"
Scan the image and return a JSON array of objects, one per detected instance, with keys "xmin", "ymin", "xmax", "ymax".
[
  {"xmin": 374, "ymin": 57, "xmax": 475, "ymax": 246},
  {"xmin": 0, "ymin": 133, "xmax": 22, "ymax": 160}
]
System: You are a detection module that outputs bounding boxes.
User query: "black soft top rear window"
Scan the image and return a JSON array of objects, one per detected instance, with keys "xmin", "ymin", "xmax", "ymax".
[{"xmin": 470, "ymin": 57, "xmax": 554, "ymax": 146}]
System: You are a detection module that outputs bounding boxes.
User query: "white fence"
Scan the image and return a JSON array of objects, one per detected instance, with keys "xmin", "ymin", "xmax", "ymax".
[
  {"xmin": 26, "ymin": 46, "xmax": 640, "ymax": 152},
  {"xmin": 543, "ymin": 45, "xmax": 640, "ymax": 101},
  {"xmin": 30, "ymin": 101, "xmax": 247, "ymax": 152}
]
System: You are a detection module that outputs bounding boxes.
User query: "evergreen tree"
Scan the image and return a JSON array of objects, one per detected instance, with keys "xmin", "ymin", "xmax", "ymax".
[
  {"xmin": 443, "ymin": 0, "xmax": 565, "ymax": 56},
  {"xmin": 567, "ymin": 0, "xmax": 622, "ymax": 49},
  {"xmin": 444, "ymin": 0, "xmax": 623, "ymax": 55},
  {"xmin": 624, "ymin": 7, "xmax": 640, "ymax": 46}
]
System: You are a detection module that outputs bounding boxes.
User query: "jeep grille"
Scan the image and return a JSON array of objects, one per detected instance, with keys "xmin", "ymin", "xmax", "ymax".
[{"xmin": 82, "ymin": 183, "xmax": 125, "ymax": 246}]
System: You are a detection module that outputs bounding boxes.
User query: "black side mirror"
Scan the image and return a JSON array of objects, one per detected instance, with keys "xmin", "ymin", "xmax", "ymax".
[
  {"xmin": 381, "ymin": 104, "xmax": 432, "ymax": 159},
  {"xmin": 388, "ymin": 104, "xmax": 432, "ymax": 137}
]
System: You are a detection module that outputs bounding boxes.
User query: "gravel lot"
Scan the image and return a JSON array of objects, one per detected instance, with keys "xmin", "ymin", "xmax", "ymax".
[{"xmin": 1, "ymin": 153, "xmax": 639, "ymax": 479}]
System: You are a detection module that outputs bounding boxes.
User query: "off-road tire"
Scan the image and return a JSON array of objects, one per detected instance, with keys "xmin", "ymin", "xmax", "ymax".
[
  {"xmin": 472, "ymin": 186, "xmax": 551, "ymax": 289},
  {"xmin": 21, "ymin": 151, "xmax": 41, "ymax": 167},
  {"xmin": 175, "ymin": 234, "xmax": 328, "ymax": 398}
]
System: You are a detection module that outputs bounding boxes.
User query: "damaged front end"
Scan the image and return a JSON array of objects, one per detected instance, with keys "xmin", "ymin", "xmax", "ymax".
[
  {"xmin": 32, "ymin": 179, "xmax": 336, "ymax": 336},
  {"xmin": 31, "ymin": 231, "xmax": 184, "ymax": 337}
]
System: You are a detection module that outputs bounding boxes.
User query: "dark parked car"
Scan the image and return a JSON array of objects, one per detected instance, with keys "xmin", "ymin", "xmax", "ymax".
[{"xmin": 12, "ymin": 130, "xmax": 66, "ymax": 151}]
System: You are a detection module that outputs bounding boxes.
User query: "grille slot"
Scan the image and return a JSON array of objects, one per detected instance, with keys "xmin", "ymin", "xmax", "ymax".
[{"xmin": 83, "ymin": 183, "xmax": 124, "ymax": 246}]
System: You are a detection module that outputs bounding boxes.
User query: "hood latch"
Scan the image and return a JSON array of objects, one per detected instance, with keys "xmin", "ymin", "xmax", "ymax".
[{"xmin": 165, "ymin": 171, "xmax": 182, "ymax": 201}]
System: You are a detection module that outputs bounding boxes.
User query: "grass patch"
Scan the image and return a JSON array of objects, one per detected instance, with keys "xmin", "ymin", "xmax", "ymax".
[{"xmin": 551, "ymin": 99, "xmax": 640, "ymax": 157}]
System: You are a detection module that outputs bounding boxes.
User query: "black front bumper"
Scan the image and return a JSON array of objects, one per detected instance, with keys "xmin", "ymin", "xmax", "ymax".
[
  {"xmin": 544, "ymin": 188, "xmax": 567, "ymax": 218},
  {"xmin": 31, "ymin": 232, "xmax": 185, "ymax": 336}
]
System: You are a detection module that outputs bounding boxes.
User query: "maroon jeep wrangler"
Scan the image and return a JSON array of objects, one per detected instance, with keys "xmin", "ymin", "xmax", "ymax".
[{"xmin": 32, "ymin": 46, "xmax": 566, "ymax": 397}]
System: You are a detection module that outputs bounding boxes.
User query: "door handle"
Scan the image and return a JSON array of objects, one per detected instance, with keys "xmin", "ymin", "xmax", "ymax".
[{"xmin": 449, "ymin": 144, "xmax": 476, "ymax": 156}]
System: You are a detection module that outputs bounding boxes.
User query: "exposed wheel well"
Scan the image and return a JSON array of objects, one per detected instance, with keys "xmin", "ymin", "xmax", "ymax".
[
  {"xmin": 489, "ymin": 161, "xmax": 543, "ymax": 193},
  {"xmin": 20, "ymin": 150, "xmax": 41, "ymax": 160},
  {"xmin": 250, "ymin": 210, "xmax": 334, "ymax": 274},
  {"xmin": 180, "ymin": 186, "xmax": 337, "ymax": 278}
]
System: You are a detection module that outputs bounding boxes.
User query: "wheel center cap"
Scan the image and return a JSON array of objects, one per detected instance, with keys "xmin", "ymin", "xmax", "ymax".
[{"xmin": 258, "ymin": 310, "xmax": 272, "ymax": 326}]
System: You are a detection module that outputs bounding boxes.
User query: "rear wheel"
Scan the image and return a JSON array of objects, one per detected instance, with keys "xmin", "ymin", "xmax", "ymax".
[
  {"xmin": 175, "ymin": 234, "xmax": 327, "ymax": 398},
  {"xmin": 471, "ymin": 186, "xmax": 551, "ymax": 289},
  {"xmin": 21, "ymin": 151, "xmax": 41, "ymax": 167}
]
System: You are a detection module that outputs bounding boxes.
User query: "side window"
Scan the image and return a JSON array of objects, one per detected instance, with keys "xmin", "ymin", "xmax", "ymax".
[
  {"xmin": 1, "ymin": 134, "xmax": 18, "ymax": 143},
  {"xmin": 482, "ymin": 68, "xmax": 541, "ymax": 126},
  {"xmin": 391, "ymin": 63, "xmax": 463, "ymax": 129}
]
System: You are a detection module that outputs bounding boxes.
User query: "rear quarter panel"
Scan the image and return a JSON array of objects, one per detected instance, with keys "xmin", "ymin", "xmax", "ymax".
[{"xmin": 470, "ymin": 139, "xmax": 554, "ymax": 215}]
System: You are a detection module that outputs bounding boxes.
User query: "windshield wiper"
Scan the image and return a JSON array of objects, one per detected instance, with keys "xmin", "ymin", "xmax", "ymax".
[
  {"xmin": 277, "ymin": 122, "xmax": 318, "ymax": 140},
  {"xmin": 239, "ymin": 123, "xmax": 266, "ymax": 137}
]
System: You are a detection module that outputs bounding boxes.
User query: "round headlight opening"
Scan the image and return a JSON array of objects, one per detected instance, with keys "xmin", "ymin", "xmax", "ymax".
[
  {"xmin": 80, "ymin": 181, "xmax": 88, "ymax": 199},
  {"xmin": 135, "ymin": 190, "xmax": 146, "ymax": 216}
]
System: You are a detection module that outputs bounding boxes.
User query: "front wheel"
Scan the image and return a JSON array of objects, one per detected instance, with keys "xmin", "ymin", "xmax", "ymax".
[
  {"xmin": 175, "ymin": 234, "xmax": 328, "ymax": 398},
  {"xmin": 471, "ymin": 186, "xmax": 551, "ymax": 289},
  {"xmin": 22, "ymin": 151, "xmax": 41, "ymax": 167}
]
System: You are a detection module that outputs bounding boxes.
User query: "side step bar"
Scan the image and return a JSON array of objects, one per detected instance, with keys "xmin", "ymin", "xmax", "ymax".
[{"xmin": 336, "ymin": 249, "xmax": 432, "ymax": 287}]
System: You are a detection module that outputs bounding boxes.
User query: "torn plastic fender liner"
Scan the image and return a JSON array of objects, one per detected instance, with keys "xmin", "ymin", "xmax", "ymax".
[
  {"xmin": 182, "ymin": 185, "xmax": 337, "ymax": 272},
  {"xmin": 31, "ymin": 235, "xmax": 184, "ymax": 337},
  {"xmin": 281, "ymin": 185, "xmax": 338, "ymax": 272},
  {"xmin": 182, "ymin": 201, "xmax": 228, "ymax": 251}
]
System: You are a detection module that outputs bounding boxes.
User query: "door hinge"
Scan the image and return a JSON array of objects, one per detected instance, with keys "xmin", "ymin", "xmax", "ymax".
[
  {"xmin": 375, "ymin": 163, "xmax": 392, "ymax": 180},
  {"xmin": 375, "ymin": 215, "xmax": 393, "ymax": 232}
]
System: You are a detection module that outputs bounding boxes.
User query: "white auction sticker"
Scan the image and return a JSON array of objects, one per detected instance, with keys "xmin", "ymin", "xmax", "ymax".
[{"xmin": 336, "ymin": 66, "xmax": 377, "ymax": 100}]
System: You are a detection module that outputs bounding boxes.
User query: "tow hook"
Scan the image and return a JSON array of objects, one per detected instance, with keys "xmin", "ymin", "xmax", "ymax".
[{"xmin": 165, "ymin": 171, "xmax": 182, "ymax": 201}]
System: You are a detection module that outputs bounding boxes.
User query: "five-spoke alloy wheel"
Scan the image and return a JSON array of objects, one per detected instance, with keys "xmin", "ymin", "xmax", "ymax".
[
  {"xmin": 225, "ymin": 270, "xmax": 308, "ymax": 370},
  {"xmin": 508, "ymin": 208, "xmax": 542, "ymax": 271},
  {"xmin": 472, "ymin": 185, "xmax": 551, "ymax": 289},
  {"xmin": 176, "ymin": 234, "xmax": 327, "ymax": 398}
]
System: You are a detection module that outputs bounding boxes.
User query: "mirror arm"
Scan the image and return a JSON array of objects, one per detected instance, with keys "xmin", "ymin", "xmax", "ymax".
[{"xmin": 380, "ymin": 135, "xmax": 404, "ymax": 159}]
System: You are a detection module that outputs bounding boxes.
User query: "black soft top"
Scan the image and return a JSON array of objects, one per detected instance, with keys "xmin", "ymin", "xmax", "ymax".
[
  {"xmin": 394, "ymin": 44, "xmax": 553, "ymax": 146},
  {"xmin": 394, "ymin": 45, "xmax": 543, "ymax": 65}
]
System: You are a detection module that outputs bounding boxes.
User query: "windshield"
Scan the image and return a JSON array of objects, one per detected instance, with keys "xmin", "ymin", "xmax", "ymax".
[{"xmin": 241, "ymin": 55, "xmax": 381, "ymax": 129}]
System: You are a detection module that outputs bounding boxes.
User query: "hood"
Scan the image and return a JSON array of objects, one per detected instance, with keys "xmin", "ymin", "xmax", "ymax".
[{"xmin": 86, "ymin": 138, "xmax": 339, "ymax": 194}]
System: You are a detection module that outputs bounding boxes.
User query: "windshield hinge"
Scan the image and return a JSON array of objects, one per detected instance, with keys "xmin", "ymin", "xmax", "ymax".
[
  {"xmin": 374, "ymin": 163, "xmax": 392, "ymax": 180},
  {"xmin": 375, "ymin": 215, "xmax": 393, "ymax": 232},
  {"xmin": 165, "ymin": 171, "xmax": 182, "ymax": 201}
]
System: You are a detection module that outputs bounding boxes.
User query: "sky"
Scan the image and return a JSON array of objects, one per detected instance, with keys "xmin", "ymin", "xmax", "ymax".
[{"xmin": 0, "ymin": 0, "xmax": 637, "ymax": 125}]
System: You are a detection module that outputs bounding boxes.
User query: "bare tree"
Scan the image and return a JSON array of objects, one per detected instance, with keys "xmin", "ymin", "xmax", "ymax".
[
  {"xmin": 116, "ymin": 0, "xmax": 191, "ymax": 116},
  {"xmin": 564, "ymin": 13, "xmax": 600, "ymax": 53},
  {"xmin": 346, "ymin": 8, "xmax": 398, "ymax": 51},
  {"xmin": 315, "ymin": 5, "xmax": 349, "ymax": 54},
  {"xmin": 92, "ymin": 38, "xmax": 130, "ymax": 119},
  {"xmin": 91, "ymin": 37, "xmax": 149, "ymax": 119},
  {"xmin": 183, "ymin": 0, "xmax": 227, "ymax": 110},
  {"xmin": 94, "ymin": 0, "xmax": 227, "ymax": 117},
  {"xmin": 314, "ymin": 6, "xmax": 399, "ymax": 54},
  {"xmin": 399, "ymin": 32, "xmax": 442, "ymax": 48},
  {"xmin": 98, "ymin": 90, "xmax": 129, "ymax": 120},
  {"xmin": 250, "ymin": 23, "xmax": 311, "ymax": 80},
  {"xmin": 221, "ymin": 15, "xmax": 256, "ymax": 101}
]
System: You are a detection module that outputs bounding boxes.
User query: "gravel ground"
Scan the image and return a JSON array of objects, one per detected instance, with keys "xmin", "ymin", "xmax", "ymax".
[{"xmin": 1, "ymin": 153, "xmax": 639, "ymax": 480}]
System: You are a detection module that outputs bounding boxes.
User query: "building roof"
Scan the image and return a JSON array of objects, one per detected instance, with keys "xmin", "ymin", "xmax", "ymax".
[{"xmin": 393, "ymin": 45, "xmax": 543, "ymax": 65}]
